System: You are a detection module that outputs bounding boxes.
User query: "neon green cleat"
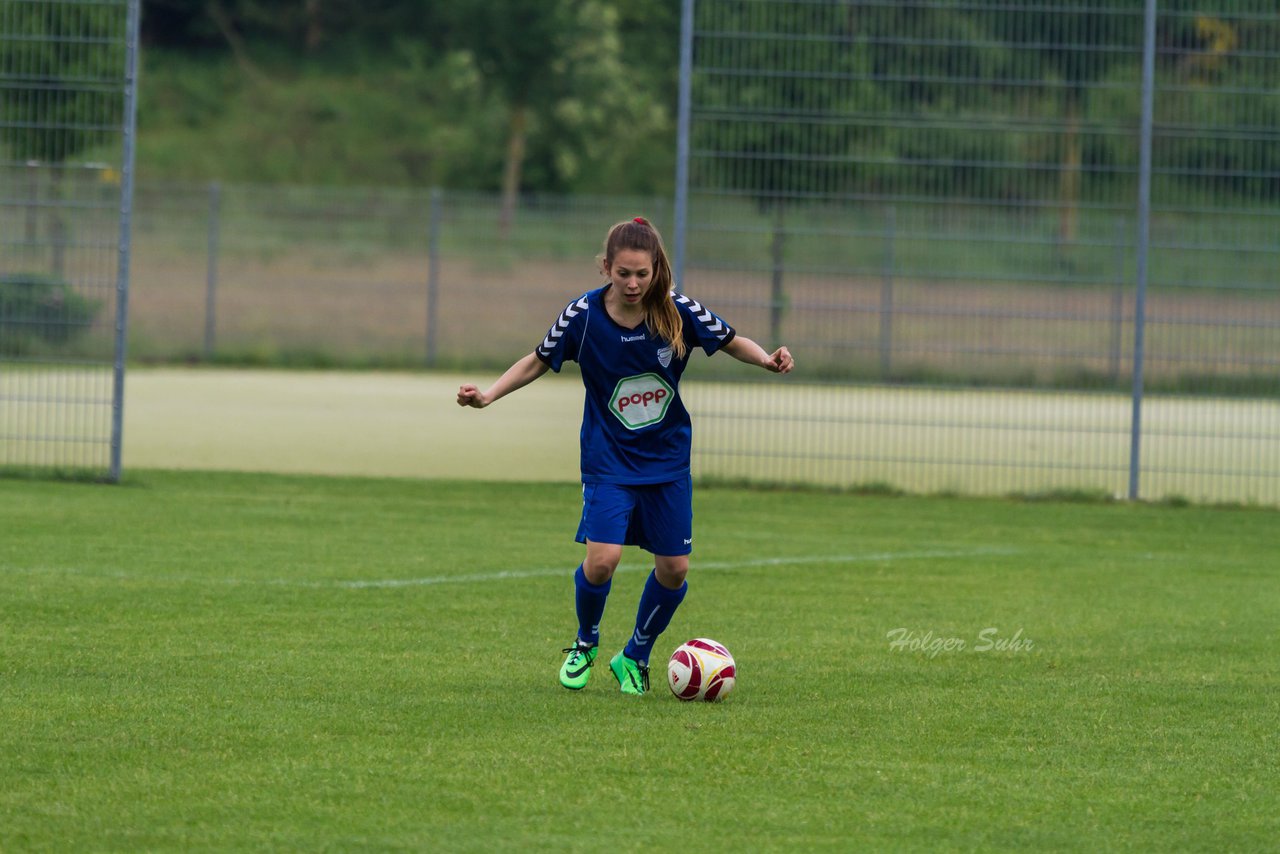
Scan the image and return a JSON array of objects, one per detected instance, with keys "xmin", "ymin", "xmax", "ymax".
[
  {"xmin": 559, "ymin": 640, "xmax": 598, "ymax": 690},
  {"xmin": 609, "ymin": 650, "xmax": 650, "ymax": 696}
]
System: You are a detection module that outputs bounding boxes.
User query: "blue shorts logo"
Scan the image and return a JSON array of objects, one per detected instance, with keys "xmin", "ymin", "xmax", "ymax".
[{"xmin": 609, "ymin": 373, "xmax": 675, "ymax": 430}]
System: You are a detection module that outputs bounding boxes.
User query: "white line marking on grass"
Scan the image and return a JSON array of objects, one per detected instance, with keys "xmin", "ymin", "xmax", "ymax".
[
  {"xmin": 326, "ymin": 547, "xmax": 1020, "ymax": 589},
  {"xmin": 1, "ymin": 547, "xmax": 1020, "ymax": 591}
]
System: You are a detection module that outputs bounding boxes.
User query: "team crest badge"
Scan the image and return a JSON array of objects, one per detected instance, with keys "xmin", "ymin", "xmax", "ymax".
[{"xmin": 657, "ymin": 346, "xmax": 673, "ymax": 368}]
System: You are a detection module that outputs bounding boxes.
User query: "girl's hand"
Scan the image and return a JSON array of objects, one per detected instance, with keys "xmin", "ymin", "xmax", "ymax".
[
  {"xmin": 456, "ymin": 384, "xmax": 487, "ymax": 408},
  {"xmin": 765, "ymin": 346, "xmax": 794, "ymax": 374},
  {"xmin": 722, "ymin": 335, "xmax": 794, "ymax": 373},
  {"xmin": 454, "ymin": 353, "xmax": 550, "ymax": 411}
]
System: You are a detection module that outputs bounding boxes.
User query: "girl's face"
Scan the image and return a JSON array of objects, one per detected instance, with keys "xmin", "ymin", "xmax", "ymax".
[{"xmin": 605, "ymin": 248, "xmax": 655, "ymax": 308}]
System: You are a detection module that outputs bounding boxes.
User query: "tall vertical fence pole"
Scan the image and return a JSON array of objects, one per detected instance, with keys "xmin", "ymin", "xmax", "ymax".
[
  {"xmin": 110, "ymin": 0, "xmax": 141, "ymax": 483},
  {"xmin": 1109, "ymin": 216, "xmax": 1126, "ymax": 386},
  {"xmin": 1129, "ymin": 0, "xmax": 1158, "ymax": 500},
  {"xmin": 426, "ymin": 187, "xmax": 442, "ymax": 366},
  {"xmin": 204, "ymin": 181, "xmax": 221, "ymax": 360},
  {"xmin": 879, "ymin": 204, "xmax": 896, "ymax": 379},
  {"xmin": 672, "ymin": 0, "xmax": 695, "ymax": 292}
]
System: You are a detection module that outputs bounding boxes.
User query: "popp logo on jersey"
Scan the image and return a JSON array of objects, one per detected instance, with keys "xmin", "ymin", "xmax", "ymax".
[{"xmin": 608, "ymin": 373, "xmax": 675, "ymax": 430}]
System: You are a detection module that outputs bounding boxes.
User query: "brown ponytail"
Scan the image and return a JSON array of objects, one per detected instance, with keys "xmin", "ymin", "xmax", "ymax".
[{"xmin": 601, "ymin": 217, "xmax": 686, "ymax": 360}]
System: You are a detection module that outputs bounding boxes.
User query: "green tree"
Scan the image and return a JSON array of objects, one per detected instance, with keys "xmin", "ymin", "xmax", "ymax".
[
  {"xmin": 692, "ymin": 2, "xmax": 879, "ymax": 343},
  {"xmin": 439, "ymin": 0, "xmax": 673, "ymax": 219},
  {"xmin": 1155, "ymin": 13, "xmax": 1280, "ymax": 205},
  {"xmin": 521, "ymin": 1, "xmax": 674, "ymax": 197},
  {"xmin": 983, "ymin": 3, "xmax": 1142, "ymax": 253},
  {"xmin": 1, "ymin": 2, "xmax": 125, "ymax": 160},
  {"xmin": 853, "ymin": 5, "xmax": 1015, "ymax": 201},
  {"xmin": 135, "ymin": 0, "xmax": 680, "ymax": 195},
  {"xmin": 1, "ymin": 2, "xmax": 126, "ymax": 273},
  {"xmin": 446, "ymin": 0, "xmax": 592, "ymax": 234}
]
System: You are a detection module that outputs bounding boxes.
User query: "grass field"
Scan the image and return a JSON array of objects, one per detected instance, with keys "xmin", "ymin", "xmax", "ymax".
[{"xmin": 2, "ymin": 470, "xmax": 1276, "ymax": 850}]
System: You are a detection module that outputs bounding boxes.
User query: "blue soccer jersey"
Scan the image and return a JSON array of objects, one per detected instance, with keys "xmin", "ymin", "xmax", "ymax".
[{"xmin": 535, "ymin": 285, "xmax": 736, "ymax": 484}]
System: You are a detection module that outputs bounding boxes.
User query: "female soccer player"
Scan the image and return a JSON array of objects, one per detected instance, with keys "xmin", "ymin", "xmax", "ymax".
[{"xmin": 456, "ymin": 217, "xmax": 794, "ymax": 696}]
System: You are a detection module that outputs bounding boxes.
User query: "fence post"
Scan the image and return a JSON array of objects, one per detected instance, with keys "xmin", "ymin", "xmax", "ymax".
[
  {"xmin": 880, "ymin": 204, "xmax": 896, "ymax": 379},
  {"xmin": 109, "ymin": 0, "xmax": 141, "ymax": 483},
  {"xmin": 204, "ymin": 181, "xmax": 221, "ymax": 360},
  {"xmin": 426, "ymin": 187, "xmax": 442, "ymax": 366},
  {"xmin": 1109, "ymin": 216, "xmax": 1126, "ymax": 385},
  {"xmin": 672, "ymin": 0, "xmax": 695, "ymax": 292},
  {"xmin": 1129, "ymin": 0, "xmax": 1157, "ymax": 500},
  {"xmin": 25, "ymin": 160, "xmax": 38, "ymax": 251},
  {"xmin": 769, "ymin": 202, "xmax": 785, "ymax": 345}
]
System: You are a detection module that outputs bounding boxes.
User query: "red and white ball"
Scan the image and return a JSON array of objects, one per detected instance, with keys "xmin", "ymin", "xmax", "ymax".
[{"xmin": 667, "ymin": 638, "xmax": 736, "ymax": 701}]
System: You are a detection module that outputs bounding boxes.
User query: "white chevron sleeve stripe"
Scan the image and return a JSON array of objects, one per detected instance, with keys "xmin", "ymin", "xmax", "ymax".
[
  {"xmin": 676, "ymin": 293, "xmax": 730, "ymax": 340},
  {"xmin": 538, "ymin": 297, "xmax": 591, "ymax": 356}
]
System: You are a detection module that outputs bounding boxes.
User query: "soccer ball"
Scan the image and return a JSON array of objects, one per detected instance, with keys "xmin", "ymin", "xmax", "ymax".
[{"xmin": 667, "ymin": 638, "xmax": 736, "ymax": 701}]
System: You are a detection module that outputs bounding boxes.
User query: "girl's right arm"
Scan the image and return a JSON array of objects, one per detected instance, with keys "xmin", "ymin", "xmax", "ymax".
[{"xmin": 456, "ymin": 352, "xmax": 550, "ymax": 409}]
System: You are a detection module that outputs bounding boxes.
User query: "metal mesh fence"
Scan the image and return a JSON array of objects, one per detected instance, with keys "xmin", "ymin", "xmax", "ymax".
[
  {"xmin": 0, "ymin": 0, "xmax": 138, "ymax": 478},
  {"xmin": 108, "ymin": 174, "xmax": 1276, "ymax": 505},
  {"xmin": 1141, "ymin": 2, "xmax": 1279, "ymax": 503},
  {"xmin": 678, "ymin": 0, "xmax": 1279, "ymax": 503},
  {"xmin": 125, "ymin": 185, "xmax": 667, "ymax": 369},
  {"xmin": 4, "ymin": 0, "xmax": 1275, "ymax": 504}
]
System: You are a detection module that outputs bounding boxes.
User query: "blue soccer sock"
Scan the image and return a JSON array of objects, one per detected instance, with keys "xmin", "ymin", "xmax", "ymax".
[
  {"xmin": 623, "ymin": 569, "xmax": 688, "ymax": 666},
  {"xmin": 574, "ymin": 564, "xmax": 611, "ymax": 647}
]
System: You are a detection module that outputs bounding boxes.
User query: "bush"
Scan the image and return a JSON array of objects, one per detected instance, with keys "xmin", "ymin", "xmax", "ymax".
[{"xmin": 0, "ymin": 273, "xmax": 102, "ymax": 356}]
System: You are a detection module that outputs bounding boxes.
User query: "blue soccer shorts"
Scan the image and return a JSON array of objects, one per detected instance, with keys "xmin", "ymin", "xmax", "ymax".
[{"xmin": 574, "ymin": 476, "xmax": 693, "ymax": 557}]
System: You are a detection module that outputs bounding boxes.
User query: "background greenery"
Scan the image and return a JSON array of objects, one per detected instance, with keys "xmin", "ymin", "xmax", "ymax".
[
  {"xmin": 0, "ymin": 273, "xmax": 101, "ymax": 356},
  {"xmin": 129, "ymin": 0, "xmax": 1280, "ymax": 207},
  {"xmin": 137, "ymin": 0, "xmax": 681, "ymax": 195}
]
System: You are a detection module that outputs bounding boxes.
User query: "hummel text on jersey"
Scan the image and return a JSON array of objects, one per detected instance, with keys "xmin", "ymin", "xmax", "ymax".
[{"xmin": 621, "ymin": 333, "xmax": 646, "ymax": 342}]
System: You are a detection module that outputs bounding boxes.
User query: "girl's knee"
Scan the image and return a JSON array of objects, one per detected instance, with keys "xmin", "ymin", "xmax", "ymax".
[
  {"xmin": 583, "ymin": 545, "xmax": 622, "ymax": 584},
  {"xmin": 654, "ymin": 556, "xmax": 688, "ymax": 589}
]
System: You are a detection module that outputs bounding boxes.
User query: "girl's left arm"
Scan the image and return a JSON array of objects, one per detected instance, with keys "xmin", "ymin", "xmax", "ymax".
[{"xmin": 722, "ymin": 335, "xmax": 794, "ymax": 374}]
